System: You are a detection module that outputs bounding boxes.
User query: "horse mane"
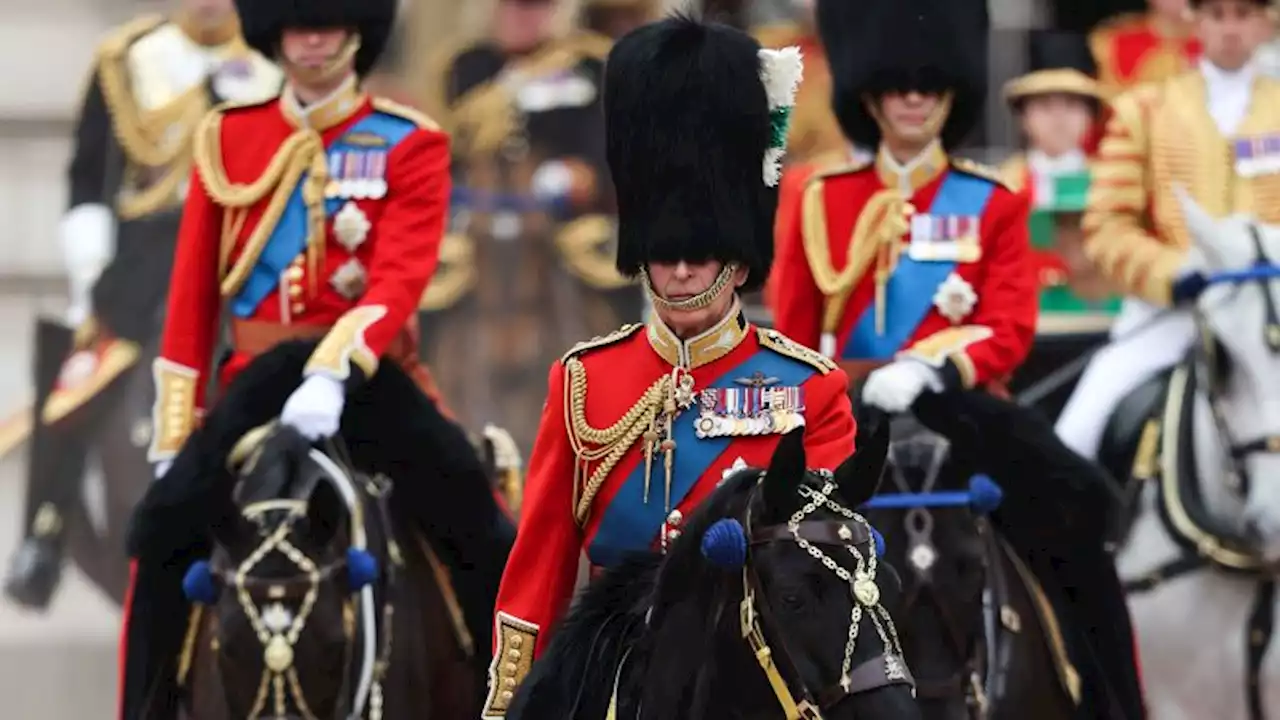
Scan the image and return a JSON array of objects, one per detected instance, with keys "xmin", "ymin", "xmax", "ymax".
[
  {"xmin": 508, "ymin": 467, "xmax": 763, "ymax": 719},
  {"xmin": 636, "ymin": 468, "xmax": 763, "ymax": 719},
  {"xmin": 128, "ymin": 340, "xmax": 500, "ymax": 564}
]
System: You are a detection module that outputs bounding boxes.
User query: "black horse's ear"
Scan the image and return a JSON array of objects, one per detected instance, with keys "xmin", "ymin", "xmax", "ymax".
[
  {"xmin": 762, "ymin": 427, "xmax": 807, "ymax": 517},
  {"xmin": 302, "ymin": 479, "xmax": 344, "ymax": 549},
  {"xmin": 834, "ymin": 411, "xmax": 889, "ymax": 507}
]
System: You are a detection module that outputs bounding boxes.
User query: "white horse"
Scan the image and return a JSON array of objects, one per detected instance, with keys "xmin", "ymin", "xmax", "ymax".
[{"xmin": 1115, "ymin": 191, "xmax": 1280, "ymax": 719}]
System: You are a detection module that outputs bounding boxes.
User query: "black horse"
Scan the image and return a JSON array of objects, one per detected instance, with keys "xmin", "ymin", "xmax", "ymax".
[
  {"xmin": 122, "ymin": 340, "xmax": 515, "ymax": 719},
  {"xmin": 862, "ymin": 393, "xmax": 1144, "ymax": 720},
  {"xmin": 508, "ymin": 421, "xmax": 922, "ymax": 720}
]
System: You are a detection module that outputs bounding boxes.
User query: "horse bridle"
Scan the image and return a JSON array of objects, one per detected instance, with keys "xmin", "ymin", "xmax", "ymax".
[
  {"xmin": 873, "ymin": 436, "xmax": 990, "ymax": 716},
  {"xmin": 739, "ymin": 472, "xmax": 915, "ymax": 719},
  {"xmin": 1193, "ymin": 223, "xmax": 1280, "ymax": 499},
  {"xmin": 200, "ymin": 444, "xmax": 400, "ymax": 720}
]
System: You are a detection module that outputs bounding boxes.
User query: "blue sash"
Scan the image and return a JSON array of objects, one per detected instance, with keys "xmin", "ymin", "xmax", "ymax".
[
  {"xmin": 230, "ymin": 112, "xmax": 418, "ymax": 317},
  {"xmin": 842, "ymin": 171, "xmax": 995, "ymax": 359},
  {"xmin": 586, "ymin": 351, "xmax": 818, "ymax": 568}
]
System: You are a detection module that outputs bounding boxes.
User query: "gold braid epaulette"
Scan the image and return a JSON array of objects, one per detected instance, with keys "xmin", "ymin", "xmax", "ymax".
[
  {"xmin": 558, "ymin": 323, "xmax": 647, "ymax": 524},
  {"xmin": 94, "ymin": 15, "xmax": 212, "ymax": 219},
  {"xmin": 756, "ymin": 328, "xmax": 836, "ymax": 374},
  {"xmin": 951, "ymin": 157, "xmax": 1012, "ymax": 191},
  {"xmin": 371, "ymin": 96, "xmax": 441, "ymax": 130},
  {"xmin": 193, "ymin": 107, "xmax": 329, "ymax": 297},
  {"xmin": 559, "ymin": 323, "xmax": 643, "ymax": 363}
]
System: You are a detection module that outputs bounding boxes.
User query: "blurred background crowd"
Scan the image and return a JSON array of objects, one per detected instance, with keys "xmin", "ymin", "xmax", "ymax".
[{"xmin": 0, "ymin": 0, "xmax": 1273, "ymax": 715}]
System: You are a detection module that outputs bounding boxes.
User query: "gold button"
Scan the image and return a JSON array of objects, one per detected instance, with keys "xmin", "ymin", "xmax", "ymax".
[
  {"xmin": 500, "ymin": 690, "xmax": 514, "ymax": 702},
  {"xmin": 503, "ymin": 662, "xmax": 518, "ymax": 675},
  {"xmin": 506, "ymin": 648, "xmax": 521, "ymax": 661},
  {"xmin": 288, "ymin": 284, "xmax": 303, "ymax": 298},
  {"xmin": 502, "ymin": 677, "xmax": 516, "ymax": 689},
  {"xmin": 291, "ymin": 302, "xmax": 305, "ymax": 315},
  {"xmin": 286, "ymin": 266, "xmax": 303, "ymax": 280},
  {"xmin": 508, "ymin": 635, "xmax": 523, "ymax": 649},
  {"xmin": 667, "ymin": 529, "xmax": 681, "ymax": 541},
  {"xmin": 667, "ymin": 509, "xmax": 683, "ymax": 525}
]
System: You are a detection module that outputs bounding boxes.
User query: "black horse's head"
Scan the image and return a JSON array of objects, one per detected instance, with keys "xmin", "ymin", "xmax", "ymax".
[
  {"xmin": 629, "ymin": 421, "xmax": 919, "ymax": 720},
  {"xmin": 191, "ymin": 425, "xmax": 383, "ymax": 720},
  {"xmin": 860, "ymin": 408, "xmax": 997, "ymax": 719}
]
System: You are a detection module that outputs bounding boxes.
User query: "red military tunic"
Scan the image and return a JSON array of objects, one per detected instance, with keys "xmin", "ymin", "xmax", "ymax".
[
  {"xmin": 770, "ymin": 142, "xmax": 1037, "ymax": 390},
  {"xmin": 481, "ymin": 305, "xmax": 855, "ymax": 718},
  {"xmin": 147, "ymin": 78, "xmax": 450, "ymax": 461}
]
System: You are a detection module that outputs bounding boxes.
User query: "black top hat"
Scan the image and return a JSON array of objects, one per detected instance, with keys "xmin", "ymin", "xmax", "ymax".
[
  {"xmin": 818, "ymin": 0, "xmax": 989, "ymax": 149},
  {"xmin": 234, "ymin": 0, "xmax": 397, "ymax": 76}
]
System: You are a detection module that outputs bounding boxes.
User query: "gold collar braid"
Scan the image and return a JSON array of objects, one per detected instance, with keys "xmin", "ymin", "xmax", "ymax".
[{"xmin": 194, "ymin": 110, "xmax": 332, "ymax": 300}]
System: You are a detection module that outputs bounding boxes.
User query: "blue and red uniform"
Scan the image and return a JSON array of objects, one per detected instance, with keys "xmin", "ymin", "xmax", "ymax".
[
  {"xmin": 120, "ymin": 78, "xmax": 451, "ymax": 720},
  {"xmin": 482, "ymin": 306, "xmax": 855, "ymax": 717},
  {"xmin": 771, "ymin": 143, "xmax": 1037, "ymax": 391}
]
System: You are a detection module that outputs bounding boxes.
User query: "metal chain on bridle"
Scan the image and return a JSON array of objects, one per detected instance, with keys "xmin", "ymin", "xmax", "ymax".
[
  {"xmin": 789, "ymin": 480, "xmax": 907, "ymax": 691},
  {"xmin": 205, "ymin": 440, "xmax": 396, "ymax": 720}
]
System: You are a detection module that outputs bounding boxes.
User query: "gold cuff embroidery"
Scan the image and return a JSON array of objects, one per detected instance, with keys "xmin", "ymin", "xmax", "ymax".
[
  {"xmin": 305, "ymin": 305, "xmax": 387, "ymax": 380},
  {"xmin": 149, "ymin": 358, "xmax": 200, "ymax": 462},
  {"xmin": 900, "ymin": 325, "xmax": 993, "ymax": 368},
  {"xmin": 482, "ymin": 612, "xmax": 539, "ymax": 718},
  {"xmin": 950, "ymin": 351, "xmax": 979, "ymax": 389}
]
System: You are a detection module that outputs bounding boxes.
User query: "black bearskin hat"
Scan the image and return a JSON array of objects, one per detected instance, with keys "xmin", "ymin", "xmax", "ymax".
[
  {"xmin": 605, "ymin": 16, "xmax": 775, "ymax": 292},
  {"xmin": 818, "ymin": 0, "xmax": 989, "ymax": 149},
  {"xmin": 1004, "ymin": 30, "xmax": 1101, "ymax": 108},
  {"xmin": 233, "ymin": 0, "xmax": 397, "ymax": 76}
]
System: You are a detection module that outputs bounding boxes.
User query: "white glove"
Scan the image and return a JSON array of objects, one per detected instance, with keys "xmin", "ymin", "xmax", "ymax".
[
  {"xmin": 153, "ymin": 460, "xmax": 172, "ymax": 480},
  {"xmin": 861, "ymin": 360, "xmax": 943, "ymax": 413},
  {"xmin": 280, "ymin": 374, "xmax": 346, "ymax": 440},
  {"xmin": 59, "ymin": 204, "xmax": 114, "ymax": 327}
]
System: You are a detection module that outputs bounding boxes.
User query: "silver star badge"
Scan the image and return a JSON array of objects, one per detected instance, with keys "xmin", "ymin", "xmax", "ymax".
[{"xmin": 333, "ymin": 201, "xmax": 371, "ymax": 252}]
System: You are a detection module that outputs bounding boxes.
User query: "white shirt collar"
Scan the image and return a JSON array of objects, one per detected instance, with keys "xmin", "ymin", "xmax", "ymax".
[
  {"xmin": 1200, "ymin": 58, "xmax": 1256, "ymax": 136},
  {"xmin": 1027, "ymin": 148, "xmax": 1087, "ymax": 176}
]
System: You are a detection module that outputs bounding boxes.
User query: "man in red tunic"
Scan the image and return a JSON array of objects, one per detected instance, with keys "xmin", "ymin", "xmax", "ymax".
[
  {"xmin": 481, "ymin": 17, "xmax": 857, "ymax": 717},
  {"xmin": 770, "ymin": 0, "xmax": 1038, "ymax": 412},
  {"xmin": 118, "ymin": 0, "xmax": 455, "ymax": 716}
]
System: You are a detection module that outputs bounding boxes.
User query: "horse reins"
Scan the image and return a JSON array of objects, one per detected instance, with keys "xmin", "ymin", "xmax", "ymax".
[
  {"xmin": 1192, "ymin": 224, "xmax": 1280, "ymax": 500},
  {"xmin": 740, "ymin": 474, "xmax": 914, "ymax": 719}
]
